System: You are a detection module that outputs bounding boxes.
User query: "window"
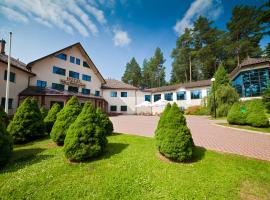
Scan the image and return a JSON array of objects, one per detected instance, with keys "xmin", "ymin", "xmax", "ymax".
[
  {"xmin": 145, "ymin": 95, "xmax": 151, "ymax": 102},
  {"xmin": 82, "ymin": 88, "xmax": 90, "ymax": 95},
  {"xmin": 4, "ymin": 70, "xmax": 16, "ymax": 82},
  {"xmin": 206, "ymin": 88, "xmax": 210, "ymax": 96},
  {"xmin": 53, "ymin": 66, "xmax": 66, "ymax": 76},
  {"xmin": 191, "ymin": 90, "xmax": 202, "ymax": 99},
  {"xmin": 121, "ymin": 106, "xmax": 127, "ymax": 112},
  {"xmin": 76, "ymin": 58, "xmax": 80, "ymax": 65},
  {"xmin": 68, "ymin": 86, "xmax": 78, "ymax": 93},
  {"xmin": 154, "ymin": 94, "xmax": 161, "ymax": 102},
  {"xmin": 111, "ymin": 91, "xmax": 117, "ymax": 97},
  {"xmin": 52, "ymin": 83, "xmax": 65, "ymax": 91},
  {"xmin": 121, "ymin": 92, "xmax": 128, "ymax": 97},
  {"xmin": 95, "ymin": 91, "xmax": 100, "ymax": 96},
  {"xmin": 69, "ymin": 71, "xmax": 80, "ymax": 79},
  {"xmin": 70, "ymin": 56, "xmax": 75, "ymax": 64},
  {"xmin": 83, "ymin": 61, "xmax": 90, "ymax": 68},
  {"xmin": 1, "ymin": 98, "xmax": 13, "ymax": 109},
  {"xmin": 110, "ymin": 105, "xmax": 117, "ymax": 112},
  {"xmin": 164, "ymin": 92, "xmax": 173, "ymax": 101},
  {"xmin": 56, "ymin": 53, "xmax": 67, "ymax": 60},
  {"xmin": 36, "ymin": 80, "xmax": 47, "ymax": 88},
  {"xmin": 50, "ymin": 101, "xmax": 64, "ymax": 108},
  {"xmin": 82, "ymin": 74, "xmax": 91, "ymax": 82},
  {"xmin": 177, "ymin": 91, "xmax": 186, "ymax": 100}
]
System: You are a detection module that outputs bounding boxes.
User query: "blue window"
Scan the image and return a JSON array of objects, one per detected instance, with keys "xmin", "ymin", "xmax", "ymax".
[
  {"xmin": 76, "ymin": 58, "xmax": 80, "ymax": 65},
  {"xmin": 121, "ymin": 92, "xmax": 128, "ymax": 97},
  {"xmin": 154, "ymin": 94, "xmax": 161, "ymax": 102},
  {"xmin": 82, "ymin": 74, "xmax": 91, "ymax": 82},
  {"xmin": 56, "ymin": 53, "xmax": 67, "ymax": 61},
  {"xmin": 68, "ymin": 86, "xmax": 78, "ymax": 93},
  {"xmin": 4, "ymin": 70, "xmax": 16, "ymax": 82},
  {"xmin": 83, "ymin": 61, "xmax": 90, "ymax": 68},
  {"xmin": 164, "ymin": 92, "xmax": 173, "ymax": 101},
  {"xmin": 53, "ymin": 66, "xmax": 66, "ymax": 76},
  {"xmin": 111, "ymin": 91, "xmax": 117, "ymax": 97},
  {"xmin": 191, "ymin": 90, "xmax": 202, "ymax": 99},
  {"xmin": 52, "ymin": 83, "xmax": 65, "ymax": 91},
  {"xmin": 69, "ymin": 71, "xmax": 80, "ymax": 79},
  {"xmin": 37, "ymin": 80, "xmax": 47, "ymax": 88},
  {"xmin": 1, "ymin": 98, "xmax": 13, "ymax": 109},
  {"xmin": 70, "ymin": 56, "xmax": 75, "ymax": 64},
  {"xmin": 177, "ymin": 91, "xmax": 186, "ymax": 100},
  {"xmin": 145, "ymin": 95, "xmax": 151, "ymax": 102},
  {"xmin": 82, "ymin": 88, "xmax": 90, "ymax": 95},
  {"xmin": 95, "ymin": 91, "xmax": 100, "ymax": 96}
]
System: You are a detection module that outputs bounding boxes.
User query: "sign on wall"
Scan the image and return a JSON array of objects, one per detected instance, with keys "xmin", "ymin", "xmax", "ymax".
[{"xmin": 60, "ymin": 77, "xmax": 86, "ymax": 87}]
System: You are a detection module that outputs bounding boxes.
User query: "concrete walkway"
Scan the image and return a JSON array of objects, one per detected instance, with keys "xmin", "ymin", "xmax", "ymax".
[{"xmin": 110, "ymin": 115, "xmax": 270, "ymax": 161}]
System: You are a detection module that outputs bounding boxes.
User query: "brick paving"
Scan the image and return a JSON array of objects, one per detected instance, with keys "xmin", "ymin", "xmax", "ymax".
[{"xmin": 110, "ymin": 115, "xmax": 270, "ymax": 161}]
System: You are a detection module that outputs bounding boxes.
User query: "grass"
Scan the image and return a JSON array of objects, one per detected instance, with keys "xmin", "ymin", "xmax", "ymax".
[
  {"xmin": 0, "ymin": 134, "xmax": 270, "ymax": 200},
  {"xmin": 218, "ymin": 122, "xmax": 270, "ymax": 134}
]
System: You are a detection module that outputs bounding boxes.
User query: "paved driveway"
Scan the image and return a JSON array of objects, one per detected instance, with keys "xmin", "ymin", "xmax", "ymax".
[{"xmin": 110, "ymin": 115, "xmax": 270, "ymax": 161}]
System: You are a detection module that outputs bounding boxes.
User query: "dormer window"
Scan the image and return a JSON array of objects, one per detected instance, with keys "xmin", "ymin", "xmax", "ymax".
[
  {"xmin": 83, "ymin": 61, "xmax": 90, "ymax": 68},
  {"xmin": 56, "ymin": 53, "xmax": 67, "ymax": 61}
]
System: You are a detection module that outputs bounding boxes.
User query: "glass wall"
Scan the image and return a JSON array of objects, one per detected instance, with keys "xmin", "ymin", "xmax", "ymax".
[{"xmin": 232, "ymin": 68, "xmax": 269, "ymax": 97}]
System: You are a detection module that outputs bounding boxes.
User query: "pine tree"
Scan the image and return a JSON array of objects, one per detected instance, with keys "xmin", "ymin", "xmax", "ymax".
[
  {"xmin": 122, "ymin": 57, "xmax": 142, "ymax": 87},
  {"xmin": 44, "ymin": 103, "xmax": 62, "ymax": 133},
  {"xmin": 96, "ymin": 107, "xmax": 114, "ymax": 135},
  {"xmin": 63, "ymin": 102, "xmax": 107, "ymax": 161},
  {"xmin": 40, "ymin": 106, "xmax": 48, "ymax": 120},
  {"xmin": 0, "ymin": 119, "xmax": 13, "ymax": 166},
  {"xmin": 7, "ymin": 97, "xmax": 45, "ymax": 144},
  {"xmin": 50, "ymin": 96, "xmax": 81, "ymax": 145}
]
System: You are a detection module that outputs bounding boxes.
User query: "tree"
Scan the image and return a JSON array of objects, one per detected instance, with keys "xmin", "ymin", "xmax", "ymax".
[
  {"xmin": 50, "ymin": 96, "xmax": 81, "ymax": 145},
  {"xmin": 122, "ymin": 57, "xmax": 142, "ymax": 87},
  {"xmin": 44, "ymin": 103, "xmax": 62, "ymax": 133},
  {"xmin": 0, "ymin": 119, "xmax": 13, "ymax": 166},
  {"xmin": 96, "ymin": 107, "xmax": 114, "ymax": 135},
  {"xmin": 141, "ymin": 59, "xmax": 151, "ymax": 88},
  {"xmin": 63, "ymin": 102, "xmax": 107, "ymax": 161},
  {"xmin": 0, "ymin": 106, "xmax": 9, "ymax": 127},
  {"xmin": 7, "ymin": 97, "xmax": 45, "ymax": 144},
  {"xmin": 40, "ymin": 106, "xmax": 48, "ymax": 120},
  {"xmin": 262, "ymin": 82, "xmax": 270, "ymax": 112},
  {"xmin": 258, "ymin": 0, "xmax": 270, "ymax": 36}
]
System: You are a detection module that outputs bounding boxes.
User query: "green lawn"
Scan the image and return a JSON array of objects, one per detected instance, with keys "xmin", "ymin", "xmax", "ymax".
[
  {"xmin": 218, "ymin": 122, "xmax": 270, "ymax": 134},
  {"xmin": 1, "ymin": 134, "xmax": 270, "ymax": 200}
]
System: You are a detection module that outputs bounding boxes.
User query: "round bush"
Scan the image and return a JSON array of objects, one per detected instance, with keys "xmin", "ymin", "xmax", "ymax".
[
  {"xmin": 246, "ymin": 99, "xmax": 269, "ymax": 127},
  {"xmin": 44, "ymin": 103, "xmax": 62, "ymax": 134},
  {"xmin": 7, "ymin": 97, "xmax": 45, "ymax": 144},
  {"xmin": 63, "ymin": 102, "xmax": 107, "ymax": 161},
  {"xmin": 0, "ymin": 116, "xmax": 13, "ymax": 166},
  {"xmin": 50, "ymin": 96, "xmax": 81, "ymax": 145},
  {"xmin": 227, "ymin": 101, "xmax": 247, "ymax": 125},
  {"xmin": 96, "ymin": 108, "xmax": 113, "ymax": 135}
]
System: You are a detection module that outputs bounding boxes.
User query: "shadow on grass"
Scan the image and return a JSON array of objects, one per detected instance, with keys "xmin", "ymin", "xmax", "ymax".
[
  {"xmin": 14, "ymin": 136, "xmax": 50, "ymax": 148},
  {"xmin": 0, "ymin": 148, "xmax": 53, "ymax": 173}
]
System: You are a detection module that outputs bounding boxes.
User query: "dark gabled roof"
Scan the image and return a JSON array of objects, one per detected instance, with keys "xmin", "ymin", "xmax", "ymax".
[
  {"xmin": 230, "ymin": 57, "xmax": 270, "ymax": 78},
  {"xmin": 0, "ymin": 53, "xmax": 35, "ymax": 75},
  {"xmin": 26, "ymin": 42, "xmax": 106, "ymax": 83},
  {"xmin": 102, "ymin": 79, "xmax": 138, "ymax": 90},
  {"xmin": 143, "ymin": 79, "xmax": 211, "ymax": 93}
]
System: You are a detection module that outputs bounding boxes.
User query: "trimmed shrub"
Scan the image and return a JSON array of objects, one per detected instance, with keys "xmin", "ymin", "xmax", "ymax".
[
  {"xmin": 44, "ymin": 103, "xmax": 62, "ymax": 134},
  {"xmin": 262, "ymin": 82, "xmax": 270, "ymax": 113},
  {"xmin": 50, "ymin": 96, "xmax": 81, "ymax": 145},
  {"xmin": 227, "ymin": 102, "xmax": 248, "ymax": 125},
  {"xmin": 96, "ymin": 108, "xmax": 114, "ymax": 135},
  {"xmin": 0, "ymin": 106, "xmax": 9, "ymax": 127},
  {"xmin": 7, "ymin": 97, "xmax": 45, "ymax": 144},
  {"xmin": 156, "ymin": 103, "xmax": 194, "ymax": 162},
  {"xmin": 0, "ymin": 120, "xmax": 13, "ymax": 166},
  {"xmin": 40, "ymin": 106, "xmax": 48, "ymax": 120},
  {"xmin": 63, "ymin": 102, "xmax": 107, "ymax": 161}
]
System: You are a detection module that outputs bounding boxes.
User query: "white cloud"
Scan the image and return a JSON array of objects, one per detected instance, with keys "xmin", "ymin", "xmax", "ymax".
[
  {"xmin": 173, "ymin": 0, "xmax": 223, "ymax": 35},
  {"xmin": 113, "ymin": 28, "xmax": 131, "ymax": 47},
  {"xmin": 0, "ymin": 6, "xmax": 28, "ymax": 24}
]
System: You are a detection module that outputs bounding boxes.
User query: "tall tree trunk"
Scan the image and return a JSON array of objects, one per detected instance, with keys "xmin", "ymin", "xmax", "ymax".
[{"xmin": 189, "ymin": 55, "xmax": 192, "ymax": 83}]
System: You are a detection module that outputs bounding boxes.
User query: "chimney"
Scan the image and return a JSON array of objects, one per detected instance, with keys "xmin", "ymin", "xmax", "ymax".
[{"xmin": 0, "ymin": 39, "xmax": 6, "ymax": 54}]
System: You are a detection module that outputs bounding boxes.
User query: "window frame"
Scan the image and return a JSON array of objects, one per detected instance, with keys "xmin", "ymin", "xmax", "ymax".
[
  {"xmin": 121, "ymin": 92, "xmax": 128, "ymax": 97},
  {"xmin": 82, "ymin": 74, "xmax": 91, "ymax": 82},
  {"xmin": 70, "ymin": 56, "xmax": 75, "ymax": 64},
  {"xmin": 95, "ymin": 91, "xmax": 100, "ymax": 97},
  {"xmin": 53, "ymin": 66, "xmax": 66, "ymax": 76},
  {"xmin": 110, "ymin": 105, "xmax": 117, "ymax": 112},
  {"xmin": 68, "ymin": 86, "xmax": 79, "ymax": 93},
  {"xmin": 164, "ymin": 92, "xmax": 173, "ymax": 101},
  {"xmin": 145, "ymin": 95, "xmax": 151, "ymax": 102},
  {"xmin": 1, "ymin": 98, "xmax": 13, "ymax": 109},
  {"xmin": 4, "ymin": 70, "xmax": 16, "ymax": 83},
  {"xmin": 56, "ymin": 53, "xmax": 67, "ymax": 61},
  {"xmin": 76, "ymin": 58, "xmax": 81, "ymax": 65},
  {"xmin": 120, "ymin": 105, "xmax": 127, "ymax": 112},
  {"xmin": 52, "ymin": 83, "xmax": 65, "ymax": 91},
  {"xmin": 82, "ymin": 88, "xmax": 90, "ymax": 95},
  {"xmin": 154, "ymin": 94, "xmax": 161, "ymax": 102},
  {"xmin": 69, "ymin": 71, "xmax": 80, "ymax": 79},
  {"xmin": 190, "ymin": 90, "xmax": 202, "ymax": 99},
  {"xmin": 110, "ymin": 91, "xmax": 117, "ymax": 97},
  {"xmin": 176, "ymin": 91, "xmax": 186, "ymax": 101},
  {"xmin": 36, "ymin": 80, "xmax": 47, "ymax": 88}
]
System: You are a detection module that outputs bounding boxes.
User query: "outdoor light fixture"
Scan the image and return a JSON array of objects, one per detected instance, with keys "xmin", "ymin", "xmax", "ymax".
[{"xmin": 211, "ymin": 77, "xmax": 216, "ymax": 119}]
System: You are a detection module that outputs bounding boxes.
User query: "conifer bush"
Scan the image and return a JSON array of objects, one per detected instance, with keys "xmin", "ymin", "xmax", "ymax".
[
  {"xmin": 40, "ymin": 106, "xmax": 48, "ymax": 120},
  {"xmin": 50, "ymin": 96, "xmax": 81, "ymax": 145},
  {"xmin": 63, "ymin": 102, "xmax": 107, "ymax": 161},
  {"xmin": 0, "ymin": 106, "xmax": 9, "ymax": 127},
  {"xmin": 7, "ymin": 97, "xmax": 45, "ymax": 144},
  {"xmin": 44, "ymin": 103, "xmax": 62, "ymax": 134},
  {"xmin": 262, "ymin": 82, "xmax": 270, "ymax": 113},
  {"xmin": 96, "ymin": 108, "xmax": 114, "ymax": 135},
  {"xmin": 156, "ymin": 103, "xmax": 194, "ymax": 162},
  {"xmin": 227, "ymin": 102, "xmax": 248, "ymax": 125}
]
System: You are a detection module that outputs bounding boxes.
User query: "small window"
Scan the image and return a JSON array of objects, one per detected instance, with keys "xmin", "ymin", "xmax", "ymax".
[
  {"xmin": 110, "ymin": 105, "xmax": 117, "ymax": 112},
  {"xmin": 68, "ymin": 86, "xmax": 78, "ymax": 93},
  {"xmin": 191, "ymin": 90, "xmax": 202, "ymax": 99},
  {"xmin": 70, "ymin": 56, "xmax": 75, "ymax": 64},
  {"xmin": 1, "ymin": 98, "xmax": 13, "ymax": 109},
  {"xmin": 111, "ymin": 91, "xmax": 117, "ymax": 97},
  {"xmin": 52, "ymin": 83, "xmax": 65, "ymax": 91},
  {"xmin": 69, "ymin": 71, "xmax": 80, "ymax": 79},
  {"xmin": 4, "ymin": 70, "xmax": 16, "ymax": 82},
  {"xmin": 82, "ymin": 74, "xmax": 91, "ymax": 82},
  {"xmin": 177, "ymin": 91, "xmax": 186, "ymax": 100},
  {"xmin": 36, "ymin": 80, "xmax": 47, "ymax": 88},
  {"xmin": 95, "ymin": 91, "xmax": 100, "ymax": 96},
  {"xmin": 82, "ymin": 88, "xmax": 90, "ymax": 95},
  {"xmin": 83, "ymin": 61, "xmax": 90, "ymax": 68},
  {"xmin": 145, "ymin": 95, "xmax": 151, "ymax": 102},
  {"xmin": 121, "ymin": 92, "xmax": 128, "ymax": 97},
  {"xmin": 164, "ymin": 92, "xmax": 173, "ymax": 101},
  {"xmin": 121, "ymin": 106, "xmax": 127, "ymax": 112},
  {"xmin": 154, "ymin": 94, "xmax": 161, "ymax": 102},
  {"xmin": 56, "ymin": 53, "xmax": 67, "ymax": 61},
  {"xmin": 53, "ymin": 66, "xmax": 66, "ymax": 76},
  {"xmin": 50, "ymin": 101, "xmax": 64, "ymax": 108},
  {"xmin": 76, "ymin": 58, "xmax": 80, "ymax": 65}
]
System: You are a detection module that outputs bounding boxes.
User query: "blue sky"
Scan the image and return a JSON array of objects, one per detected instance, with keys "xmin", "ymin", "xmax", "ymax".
[{"xmin": 0, "ymin": 0, "xmax": 268, "ymax": 81}]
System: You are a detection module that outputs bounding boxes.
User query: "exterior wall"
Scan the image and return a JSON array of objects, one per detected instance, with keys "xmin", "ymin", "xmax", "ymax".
[{"xmin": 0, "ymin": 62, "xmax": 31, "ymax": 114}]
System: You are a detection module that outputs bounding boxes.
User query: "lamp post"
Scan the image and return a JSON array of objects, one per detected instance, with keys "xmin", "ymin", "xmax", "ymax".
[
  {"xmin": 211, "ymin": 77, "xmax": 216, "ymax": 119},
  {"xmin": 5, "ymin": 32, "xmax": 12, "ymax": 114}
]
